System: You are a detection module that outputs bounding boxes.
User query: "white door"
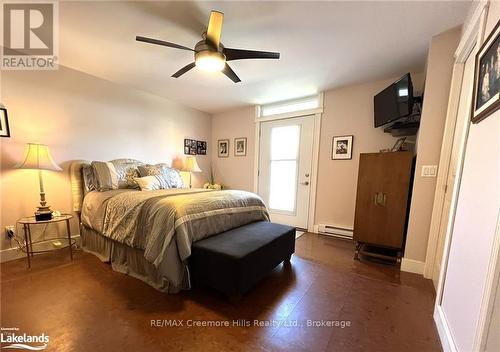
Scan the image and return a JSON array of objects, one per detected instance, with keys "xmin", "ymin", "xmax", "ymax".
[{"xmin": 258, "ymin": 115, "xmax": 315, "ymax": 229}]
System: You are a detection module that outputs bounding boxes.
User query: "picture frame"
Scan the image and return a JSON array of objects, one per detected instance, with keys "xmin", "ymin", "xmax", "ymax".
[
  {"xmin": 0, "ymin": 107, "xmax": 10, "ymax": 138},
  {"xmin": 184, "ymin": 138, "xmax": 197, "ymax": 155},
  {"xmin": 196, "ymin": 141, "xmax": 207, "ymax": 155},
  {"xmin": 331, "ymin": 135, "xmax": 353, "ymax": 160},
  {"xmin": 234, "ymin": 137, "xmax": 247, "ymax": 156},
  {"xmin": 471, "ymin": 19, "xmax": 500, "ymax": 124},
  {"xmin": 218, "ymin": 139, "xmax": 229, "ymax": 158}
]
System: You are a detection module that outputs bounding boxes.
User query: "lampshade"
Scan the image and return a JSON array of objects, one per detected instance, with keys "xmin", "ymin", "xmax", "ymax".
[
  {"xmin": 170, "ymin": 157, "xmax": 184, "ymax": 171},
  {"xmin": 182, "ymin": 156, "xmax": 202, "ymax": 173},
  {"xmin": 17, "ymin": 143, "xmax": 62, "ymax": 171}
]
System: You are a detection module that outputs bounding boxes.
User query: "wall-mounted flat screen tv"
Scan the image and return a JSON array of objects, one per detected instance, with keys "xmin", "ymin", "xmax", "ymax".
[{"xmin": 374, "ymin": 73, "xmax": 414, "ymax": 127}]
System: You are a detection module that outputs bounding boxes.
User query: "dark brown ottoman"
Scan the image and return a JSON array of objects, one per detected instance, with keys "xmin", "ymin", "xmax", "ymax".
[{"xmin": 189, "ymin": 221, "xmax": 296, "ymax": 300}]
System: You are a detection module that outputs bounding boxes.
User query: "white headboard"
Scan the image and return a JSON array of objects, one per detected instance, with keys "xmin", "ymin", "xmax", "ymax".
[{"xmin": 70, "ymin": 160, "xmax": 90, "ymax": 213}]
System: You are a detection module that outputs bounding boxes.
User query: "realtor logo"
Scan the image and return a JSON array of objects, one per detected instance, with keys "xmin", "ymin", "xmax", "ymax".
[
  {"xmin": 1, "ymin": 1, "xmax": 58, "ymax": 70},
  {"xmin": 1, "ymin": 327, "xmax": 49, "ymax": 350}
]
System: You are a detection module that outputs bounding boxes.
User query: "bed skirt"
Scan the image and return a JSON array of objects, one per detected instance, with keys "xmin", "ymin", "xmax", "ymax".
[{"xmin": 81, "ymin": 225, "xmax": 182, "ymax": 293}]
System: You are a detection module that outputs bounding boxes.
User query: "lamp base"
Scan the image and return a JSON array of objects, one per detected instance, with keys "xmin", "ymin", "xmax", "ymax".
[{"xmin": 35, "ymin": 206, "xmax": 52, "ymax": 221}]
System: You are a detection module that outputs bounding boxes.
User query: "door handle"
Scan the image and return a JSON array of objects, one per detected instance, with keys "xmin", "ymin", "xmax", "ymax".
[
  {"xmin": 300, "ymin": 181, "xmax": 310, "ymax": 186},
  {"xmin": 374, "ymin": 192, "xmax": 387, "ymax": 207}
]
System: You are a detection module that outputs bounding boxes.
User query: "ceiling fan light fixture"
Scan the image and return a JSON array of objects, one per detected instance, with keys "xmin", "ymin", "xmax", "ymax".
[{"xmin": 195, "ymin": 51, "xmax": 226, "ymax": 72}]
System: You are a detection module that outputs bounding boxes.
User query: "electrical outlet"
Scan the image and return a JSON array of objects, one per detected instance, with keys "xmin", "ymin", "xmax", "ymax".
[
  {"xmin": 5, "ymin": 225, "xmax": 15, "ymax": 239},
  {"xmin": 421, "ymin": 165, "xmax": 438, "ymax": 177}
]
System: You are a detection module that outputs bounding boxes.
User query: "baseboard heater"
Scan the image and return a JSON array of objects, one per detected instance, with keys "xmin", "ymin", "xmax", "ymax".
[{"xmin": 317, "ymin": 224, "xmax": 353, "ymax": 240}]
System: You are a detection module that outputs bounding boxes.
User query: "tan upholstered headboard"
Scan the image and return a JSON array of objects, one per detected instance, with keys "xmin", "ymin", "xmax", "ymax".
[{"xmin": 70, "ymin": 160, "xmax": 90, "ymax": 213}]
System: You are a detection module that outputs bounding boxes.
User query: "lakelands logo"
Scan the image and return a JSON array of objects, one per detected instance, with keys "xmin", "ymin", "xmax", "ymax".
[
  {"xmin": 1, "ymin": 1, "xmax": 58, "ymax": 70},
  {"xmin": 1, "ymin": 327, "xmax": 49, "ymax": 350}
]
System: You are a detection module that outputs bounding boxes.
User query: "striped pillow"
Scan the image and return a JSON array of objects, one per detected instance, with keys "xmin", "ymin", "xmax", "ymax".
[
  {"xmin": 138, "ymin": 164, "xmax": 183, "ymax": 188},
  {"xmin": 134, "ymin": 176, "xmax": 169, "ymax": 191},
  {"xmin": 91, "ymin": 161, "xmax": 119, "ymax": 191}
]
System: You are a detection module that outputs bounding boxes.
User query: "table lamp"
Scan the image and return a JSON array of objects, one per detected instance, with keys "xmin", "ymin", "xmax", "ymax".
[
  {"xmin": 17, "ymin": 143, "xmax": 62, "ymax": 221},
  {"xmin": 182, "ymin": 156, "xmax": 202, "ymax": 188}
]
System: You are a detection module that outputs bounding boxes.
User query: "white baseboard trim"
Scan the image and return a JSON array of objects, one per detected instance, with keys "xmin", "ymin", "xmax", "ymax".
[
  {"xmin": 314, "ymin": 224, "xmax": 354, "ymax": 240},
  {"xmin": 0, "ymin": 247, "xmax": 26, "ymax": 263},
  {"xmin": 0, "ymin": 235, "xmax": 81, "ymax": 263},
  {"xmin": 434, "ymin": 305, "xmax": 457, "ymax": 352},
  {"xmin": 400, "ymin": 257, "xmax": 425, "ymax": 275}
]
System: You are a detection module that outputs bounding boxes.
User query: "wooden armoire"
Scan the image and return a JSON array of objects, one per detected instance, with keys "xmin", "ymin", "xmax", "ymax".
[{"xmin": 353, "ymin": 152, "xmax": 415, "ymax": 262}]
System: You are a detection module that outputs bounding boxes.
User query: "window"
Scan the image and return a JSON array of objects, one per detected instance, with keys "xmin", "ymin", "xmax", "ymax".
[
  {"xmin": 259, "ymin": 94, "xmax": 322, "ymax": 118},
  {"xmin": 268, "ymin": 125, "xmax": 300, "ymax": 212}
]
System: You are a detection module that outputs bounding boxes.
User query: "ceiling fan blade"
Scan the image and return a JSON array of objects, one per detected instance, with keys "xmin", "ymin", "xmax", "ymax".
[
  {"xmin": 224, "ymin": 48, "xmax": 280, "ymax": 61},
  {"xmin": 172, "ymin": 62, "xmax": 196, "ymax": 78},
  {"xmin": 136, "ymin": 36, "xmax": 194, "ymax": 52},
  {"xmin": 206, "ymin": 11, "xmax": 224, "ymax": 49},
  {"xmin": 222, "ymin": 63, "xmax": 241, "ymax": 83}
]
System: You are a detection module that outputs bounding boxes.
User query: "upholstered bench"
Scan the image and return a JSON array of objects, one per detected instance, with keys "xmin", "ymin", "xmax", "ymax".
[{"xmin": 189, "ymin": 221, "xmax": 296, "ymax": 300}]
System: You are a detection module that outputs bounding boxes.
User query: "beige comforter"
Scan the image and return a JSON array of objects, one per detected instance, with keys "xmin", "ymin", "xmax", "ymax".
[{"xmin": 81, "ymin": 188, "xmax": 269, "ymax": 291}]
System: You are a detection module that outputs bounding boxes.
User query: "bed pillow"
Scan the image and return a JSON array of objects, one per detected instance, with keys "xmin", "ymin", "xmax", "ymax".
[
  {"xmin": 134, "ymin": 176, "xmax": 168, "ymax": 191},
  {"xmin": 137, "ymin": 164, "xmax": 166, "ymax": 178},
  {"xmin": 111, "ymin": 159, "xmax": 143, "ymax": 189},
  {"xmin": 138, "ymin": 164, "xmax": 184, "ymax": 188},
  {"xmin": 92, "ymin": 161, "xmax": 119, "ymax": 191},
  {"xmin": 82, "ymin": 164, "xmax": 97, "ymax": 194},
  {"xmin": 163, "ymin": 167, "xmax": 184, "ymax": 188}
]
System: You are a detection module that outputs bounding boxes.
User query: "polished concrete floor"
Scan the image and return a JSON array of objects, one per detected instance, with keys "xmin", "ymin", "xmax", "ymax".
[{"xmin": 1, "ymin": 233, "xmax": 441, "ymax": 351}]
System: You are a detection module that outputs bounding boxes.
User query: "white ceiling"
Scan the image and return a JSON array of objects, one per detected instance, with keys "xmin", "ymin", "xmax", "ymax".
[{"xmin": 58, "ymin": 1, "xmax": 470, "ymax": 114}]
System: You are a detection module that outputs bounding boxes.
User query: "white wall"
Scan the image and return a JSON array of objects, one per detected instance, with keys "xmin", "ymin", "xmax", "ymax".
[
  {"xmin": 0, "ymin": 65, "xmax": 211, "ymax": 252},
  {"xmin": 404, "ymin": 26, "xmax": 462, "ymax": 266},
  {"xmin": 439, "ymin": 2, "xmax": 500, "ymax": 351},
  {"xmin": 315, "ymin": 73, "xmax": 423, "ymax": 229},
  {"xmin": 211, "ymin": 106, "xmax": 256, "ymax": 191}
]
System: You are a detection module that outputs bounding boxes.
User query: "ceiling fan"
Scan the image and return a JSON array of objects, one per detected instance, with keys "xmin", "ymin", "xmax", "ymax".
[{"xmin": 136, "ymin": 10, "xmax": 280, "ymax": 83}]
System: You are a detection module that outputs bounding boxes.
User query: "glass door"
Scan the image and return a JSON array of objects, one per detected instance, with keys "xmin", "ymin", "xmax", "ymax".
[{"xmin": 258, "ymin": 115, "xmax": 314, "ymax": 229}]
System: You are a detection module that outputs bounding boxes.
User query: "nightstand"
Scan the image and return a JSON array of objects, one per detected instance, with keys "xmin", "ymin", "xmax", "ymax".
[{"xmin": 17, "ymin": 214, "xmax": 75, "ymax": 268}]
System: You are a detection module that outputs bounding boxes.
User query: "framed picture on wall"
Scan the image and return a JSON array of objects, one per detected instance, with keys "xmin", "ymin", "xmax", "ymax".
[
  {"xmin": 218, "ymin": 139, "xmax": 229, "ymax": 158},
  {"xmin": 471, "ymin": 19, "xmax": 500, "ymax": 123},
  {"xmin": 0, "ymin": 108, "xmax": 10, "ymax": 138},
  {"xmin": 197, "ymin": 141, "xmax": 207, "ymax": 155},
  {"xmin": 184, "ymin": 138, "xmax": 197, "ymax": 155},
  {"xmin": 331, "ymin": 135, "xmax": 353, "ymax": 160},
  {"xmin": 234, "ymin": 137, "xmax": 247, "ymax": 156}
]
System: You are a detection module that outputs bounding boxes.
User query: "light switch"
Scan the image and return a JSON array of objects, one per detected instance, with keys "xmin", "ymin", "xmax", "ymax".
[{"xmin": 421, "ymin": 165, "xmax": 438, "ymax": 177}]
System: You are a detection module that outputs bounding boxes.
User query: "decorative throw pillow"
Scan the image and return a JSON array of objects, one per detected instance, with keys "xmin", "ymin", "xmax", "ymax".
[
  {"xmin": 111, "ymin": 159, "xmax": 143, "ymax": 189},
  {"xmin": 138, "ymin": 164, "xmax": 183, "ymax": 188},
  {"xmin": 121, "ymin": 167, "xmax": 140, "ymax": 189},
  {"xmin": 137, "ymin": 164, "xmax": 166, "ymax": 178},
  {"xmin": 134, "ymin": 176, "xmax": 167, "ymax": 191},
  {"xmin": 164, "ymin": 167, "xmax": 184, "ymax": 188},
  {"xmin": 91, "ymin": 161, "xmax": 119, "ymax": 191}
]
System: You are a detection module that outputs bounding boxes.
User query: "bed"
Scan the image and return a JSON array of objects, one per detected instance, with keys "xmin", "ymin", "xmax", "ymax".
[{"xmin": 70, "ymin": 159, "xmax": 270, "ymax": 293}]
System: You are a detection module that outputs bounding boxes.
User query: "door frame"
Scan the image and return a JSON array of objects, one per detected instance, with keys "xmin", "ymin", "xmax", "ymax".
[
  {"xmin": 431, "ymin": 2, "xmax": 500, "ymax": 351},
  {"xmin": 423, "ymin": 54, "xmax": 466, "ymax": 281},
  {"xmin": 253, "ymin": 94, "xmax": 323, "ymax": 232}
]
